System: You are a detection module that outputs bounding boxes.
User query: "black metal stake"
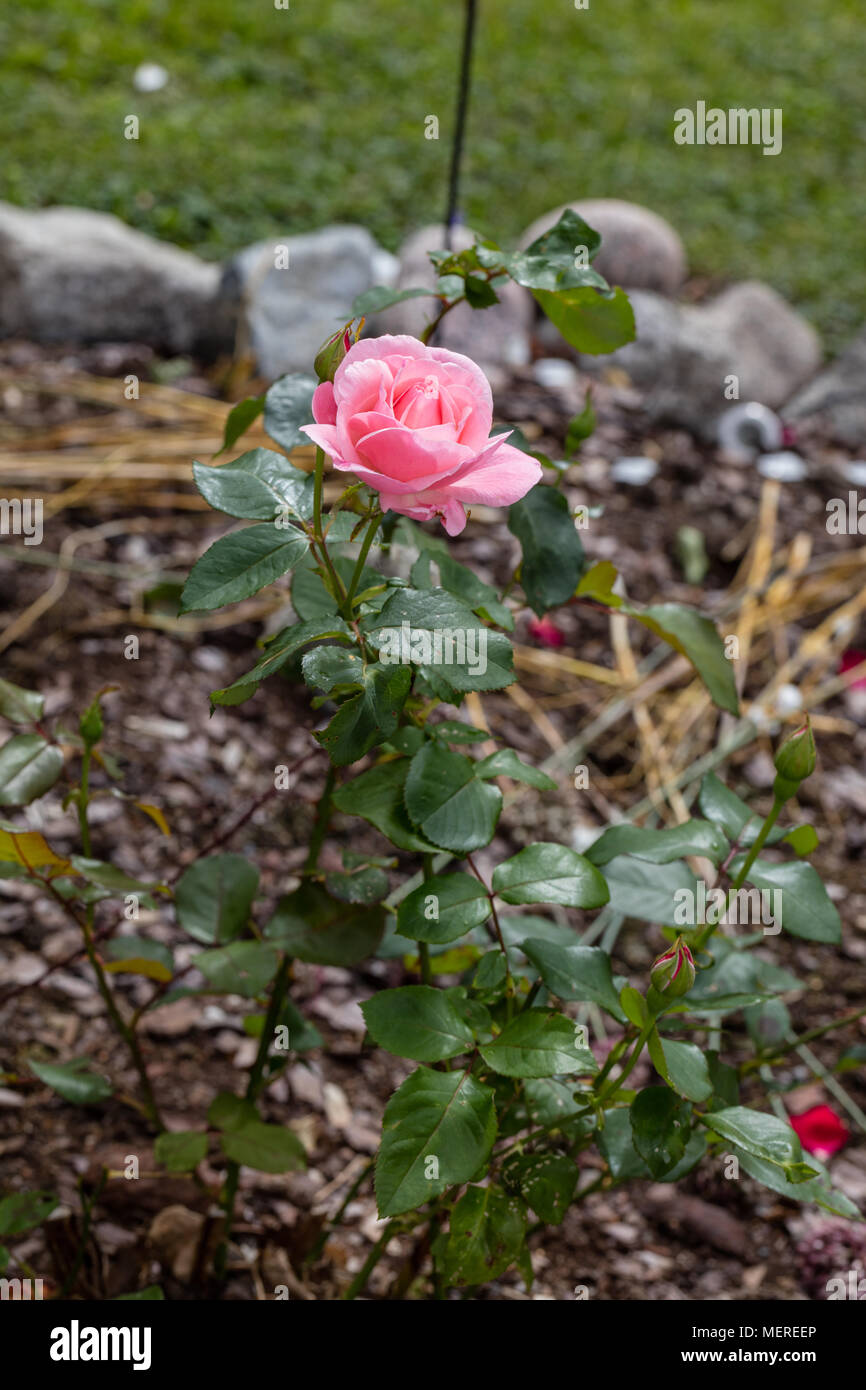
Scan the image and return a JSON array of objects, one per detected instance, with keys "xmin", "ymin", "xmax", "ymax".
[{"xmin": 444, "ymin": 0, "xmax": 478, "ymax": 251}]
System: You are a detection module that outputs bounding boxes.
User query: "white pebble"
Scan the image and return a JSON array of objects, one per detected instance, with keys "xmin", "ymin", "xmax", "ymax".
[
  {"xmin": 611, "ymin": 456, "xmax": 658, "ymax": 486},
  {"xmin": 757, "ymin": 450, "xmax": 807, "ymax": 482}
]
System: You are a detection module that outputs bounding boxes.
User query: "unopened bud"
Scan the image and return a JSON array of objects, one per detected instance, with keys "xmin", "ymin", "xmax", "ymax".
[
  {"xmin": 773, "ymin": 718, "xmax": 816, "ymax": 801},
  {"xmin": 650, "ymin": 936, "xmax": 695, "ymax": 999},
  {"xmin": 314, "ymin": 323, "xmax": 353, "ymax": 382}
]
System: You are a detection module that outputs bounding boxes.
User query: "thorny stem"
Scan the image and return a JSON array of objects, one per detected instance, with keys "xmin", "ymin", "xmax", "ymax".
[
  {"xmin": 214, "ymin": 952, "xmax": 296, "ymax": 1282},
  {"xmin": 341, "ymin": 1220, "xmax": 399, "ymax": 1300},
  {"xmin": 693, "ymin": 794, "xmax": 784, "ymax": 953},
  {"xmin": 595, "ymin": 1022, "xmax": 655, "ymax": 1108},
  {"xmin": 303, "ymin": 1158, "xmax": 375, "ymax": 1268},
  {"xmin": 344, "ymin": 513, "xmax": 382, "ymax": 611},
  {"xmin": 466, "ymin": 854, "xmax": 514, "ymax": 1017},
  {"xmin": 46, "ymin": 776, "xmax": 164, "ymax": 1129},
  {"xmin": 306, "ymin": 765, "xmax": 337, "ymax": 873},
  {"xmin": 739, "ymin": 1006, "xmax": 866, "ymax": 1075}
]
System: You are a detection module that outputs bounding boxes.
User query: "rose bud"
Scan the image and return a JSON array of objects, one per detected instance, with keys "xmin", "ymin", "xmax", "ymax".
[
  {"xmin": 773, "ymin": 717, "xmax": 816, "ymax": 801},
  {"xmin": 650, "ymin": 936, "xmax": 695, "ymax": 998},
  {"xmin": 314, "ymin": 323, "xmax": 354, "ymax": 383},
  {"xmin": 528, "ymin": 616, "xmax": 565, "ymax": 648}
]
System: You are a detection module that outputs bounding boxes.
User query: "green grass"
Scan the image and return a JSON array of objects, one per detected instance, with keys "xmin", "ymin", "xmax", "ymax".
[{"xmin": 2, "ymin": 0, "xmax": 863, "ymax": 348}]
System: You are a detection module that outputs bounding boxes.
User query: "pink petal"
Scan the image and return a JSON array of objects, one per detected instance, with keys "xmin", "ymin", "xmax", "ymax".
[
  {"xmin": 440, "ymin": 439, "xmax": 542, "ymax": 506},
  {"xmin": 311, "ymin": 381, "xmax": 337, "ymax": 425}
]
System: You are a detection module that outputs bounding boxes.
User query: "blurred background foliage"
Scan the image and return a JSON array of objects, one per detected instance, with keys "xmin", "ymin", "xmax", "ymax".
[{"xmin": 2, "ymin": 0, "xmax": 863, "ymax": 347}]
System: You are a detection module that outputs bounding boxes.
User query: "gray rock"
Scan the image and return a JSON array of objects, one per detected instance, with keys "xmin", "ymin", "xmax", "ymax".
[
  {"xmin": 376, "ymin": 223, "xmax": 533, "ymax": 379},
  {"xmin": 785, "ymin": 327, "xmax": 866, "ymax": 447},
  {"xmin": 582, "ymin": 282, "xmax": 821, "ymax": 438},
  {"xmin": 520, "ymin": 198, "xmax": 687, "ymax": 295},
  {"xmin": 224, "ymin": 224, "xmax": 399, "ymax": 379},
  {"xmin": 0, "ymin": 202, "xmax": 230, "ymax": 355}
]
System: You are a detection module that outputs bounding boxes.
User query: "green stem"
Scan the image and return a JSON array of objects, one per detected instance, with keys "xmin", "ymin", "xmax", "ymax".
[
  {"xmin": 344, "ymin": 513, "xmax": 382, "ymax": 611},
  {"xmin": 739, "ymin": 1006, "xmax": 866, "ymax": 1075},
  {"xmin": 693, "ymin": 794, "xmax": 784, "ymax": 952},
  {"xmin": 77, "ymin": 747, "xmax": 93, "ymax": 857},
  {"xmin": 214, "ymin": 953, "xmax": 295, "ymax": 1282},
  {"xmin": 306, "ymin": 765, "xmax": 337, "ymax": 873},
  {"xmin": 303, "ymin": 1157, "xmax": 375, "ymax": 1268},
  {"xmin": 595, "ymin": 1022, "xmax": 654, "ymax": 1108},
  {"xmin": 341, "ymin": 1220, "xmax": 397, "ymax": 1300},
  {"xmin": 311, "ymin": 446, "xmax": 350, "ymax": 614}
]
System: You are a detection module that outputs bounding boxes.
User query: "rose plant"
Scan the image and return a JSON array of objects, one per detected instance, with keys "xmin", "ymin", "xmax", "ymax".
[{"xmin": 0, "ymin": 212, "xmax": 861, "ymax": 1298}]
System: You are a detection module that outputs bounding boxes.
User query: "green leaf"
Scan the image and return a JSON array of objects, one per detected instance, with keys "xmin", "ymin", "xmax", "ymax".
[
  {"xmin": 521, "ymin": 939, "xmax": 624, "ymax": 1018},
  {"xmin": 586, "ymin": 819, "xmax": 729, "ymax": 868},
  {"xmin": 264, "ymin": 881, "xmax": 384, "ymax": 965},
  {"xmin": 599, "ymin": 854, "xmax": 698, "ymax": 924},
  {"xmin": 472, "ymin": 950, "xmax": 509, "ymax": 1005},
  {"xmin": 620, "ymin": 985, "xmax": 649, "ymax": 1028},
  {"xmin": 704, "ymin": 1106, "xmax": 806, "ymax": 1174},
  {"xmin": 404, "ymin": 744, "xmax": 502, "ymax": 854},
  {"xmin": 180, "ymin": 523, "xmax": 308, "ymax": 613},
  {"xmin": 651, "ymin": 1037, "xmax": 713, "ymax": 1102},
  {"xmin": 731, "ymin": 1147, "xmax": 859, "ymax": 1218},
  {"xmin": 207, "ymin": 1091, "xmax": 258, "ymax": 1132},
  {"xmin": 600, "ymin": 1107, "xmax": 705, "ymax": 1181},
  {"xmin": 301, "ymin": 645, "xmax": 366, "ymax": 692},
  {"xmin": 503, "ymin": 209, "xmax": 604, "ymax": 292},
  {"xmin": 194, "ymin": 941, "xmax": 280, "ymax": 997},
  {"xmin": 429, "ymin": 720, "xmax": 490, "ymax": 744},
  {"xmin": 474, "ymin": 749, "xmax": 556, "ymax": 790},
  {"xmin": 575, "ymin": 560, "xmax": 620, "ymax": 605},
  {"xmin": 534, "ymin": 284, "xmax": 635, "ymax": 355},
  {"xmin": 220, "ymin": 1122, "xmax": 306, "ymax": 1174},
  {"xmin": 193, "ymin": 448, "xmax": 314, "ymax": 522},
  {"xmin": 784, "ymin": 824, "xmax": 819, "ymax": 856},
  {"xmin": 29, "ymin": 1057, "xmax": 112, "ymax": 1105},
  {"xmin": 375, "ymin": 1067, "xmax": 497, "ymax": 1217},
  {"xmin": 397, "ymin": 872, "xmax": 491, "ymax": 944},
  {"xmin": 154, "ymin": 1131, "xmax": 208, "ymax": 1173},
  {"xmin": 697, "ymin": 773, "xmax": 791, "ymax": 847},
  {"xmin": 728, "ymin": 856, "xmax": 841, "ymax": 943},
  {"xmin": 0, "ymin": 678, "xmax": 44, "ymax": 726},
  {"xmin": 0, "ymin": 1190, "xmax": 57, "ymax": 1236},
  {"xmin": 0, "ymin": 822, "xmax": 69, "ymax": 871},
  {"xmin": 436, "ymin": 1185, "xmax": 526, "ymax": 1285},
  {"xmin": 564, "ymin": 389, "xmax": 596, "ymax": 455},
  {"xmin": 630, "ymin": 1088, "xmax": 692, "ymax": 1178},
  {"xmin": 211, "ymin": 617, "xmax": 352, "ymax": 706},
  {"xmin": 635, "ymin": 604, "xmax": 739, "ymax": 716},
  {"xmin": 507, "ymin": 484, "xmax": 585, "ymax": 616},
  {"xmin": 105, "ymin": 936, "xmax": 174, "ymax": 983},
  {"xmin": 263, "ymin": 373, "xmax": 318, "ymax": 454},
  {"xmin": 505, "ymin": 1153, "xmax": 578, "ymax": 1225},
  {"xmin": 363, "ymin": 588, "xmax": 514, "ymax": 693},
  {"xmin": 411, "ymin": 550, "xmax": 513, "ymax": 630},
  {"xmin": 352, "ymin": 285, "xmax": 434, "ymax": 316},
  {"xmin": 219, "ymin": 394, "xmax": 265, "ymax": 455},
  {"xmin": 69, "ymin": 857, "xmax": 164, "ymax": 896},
  {"xmin": 0, "ymin": 735, "xmax": 64, "ymax": 806},
  {"xmin": 332, "ymin": 759, "xmax": 440, "ymax": 854},
  {"xmin": 316, "ymin": 662, "xmax": 411, "ymax": 766},
  {"xmin": 325, "ymin": 864, "xmax": 390, "ymax": 906},
  {"xmin": 480, "ymin": 1009, "xmax": 598, "ymax": 1078},
  {"xmin": 361, "ymin": 986, "xmax": 474, "ymax": 1062},
  {"xmin": 174, "ymin": 853, "xmax": 258, "ymax": 945},
  {"xmin": 491, "ymin": 843, "xmax": 609, "ymax": 909},
  {"xmin": 115, "ymin": 1286, "xmax": 164, "ymax": 1301}
]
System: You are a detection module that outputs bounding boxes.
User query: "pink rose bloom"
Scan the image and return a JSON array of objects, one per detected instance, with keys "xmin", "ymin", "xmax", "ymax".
[
  {"xmin": 790, "ymin": 1105, "xmax": 849, "ymax": 1161},
  {"xmin": 301, "ymin": 334, "xmax": 541, "ymax": 535}
]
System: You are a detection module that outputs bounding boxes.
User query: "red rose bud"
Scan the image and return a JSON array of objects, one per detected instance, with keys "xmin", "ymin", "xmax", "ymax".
[
  {"xmin": 773, "ymin": 717, "xmax": 816, "ymax": 800},
  {"xmin": 650, "ymin": 936, "xmax": 695, "ymax": 998},
  {"xmin": 528, "ymin": 616, "xmax": 565, "ymax": 648},
  {"xmin": 314, "ymin": 323, "xmax": 354, "ymax": 383}
]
